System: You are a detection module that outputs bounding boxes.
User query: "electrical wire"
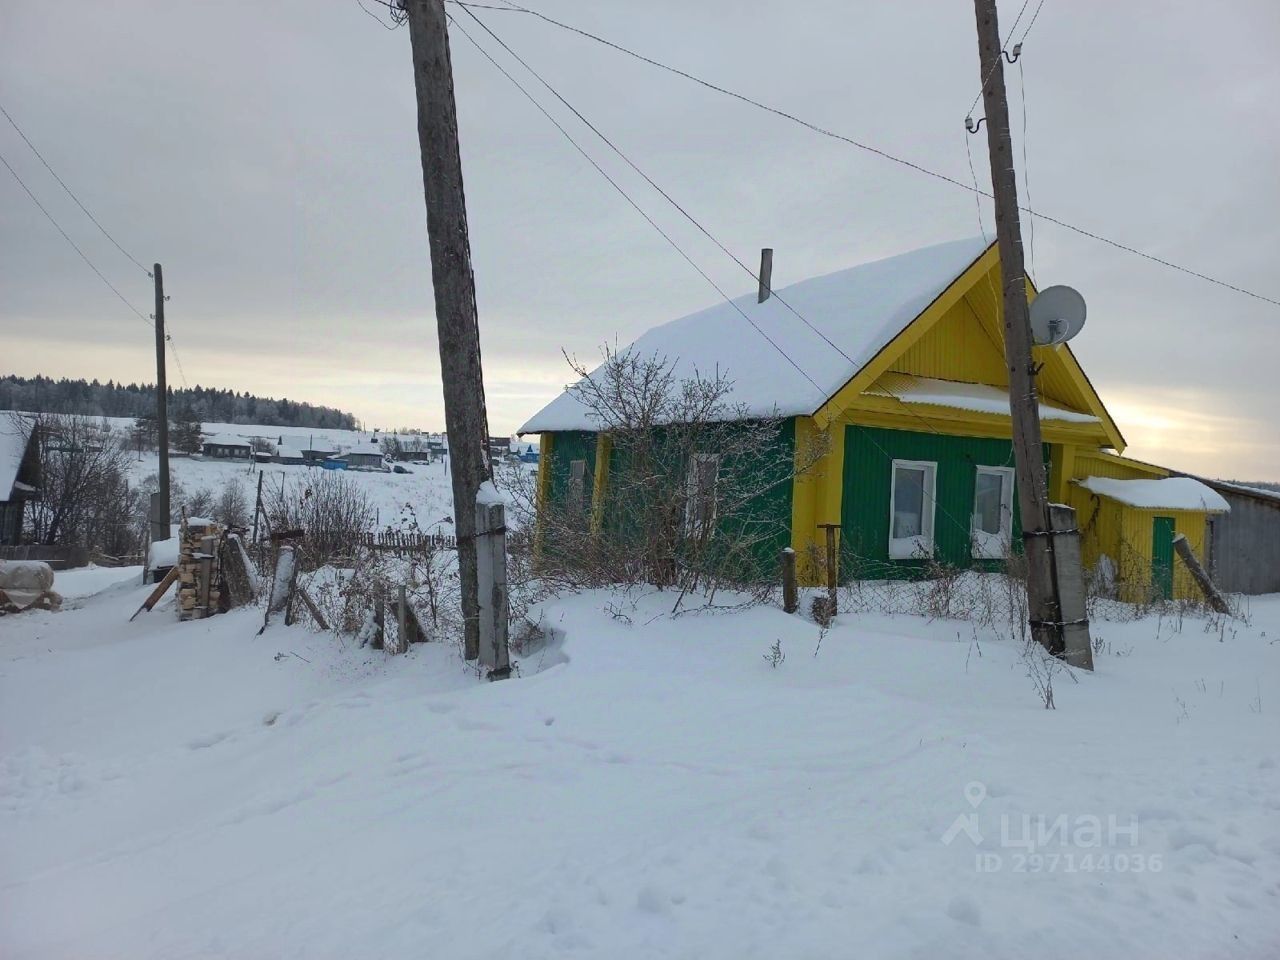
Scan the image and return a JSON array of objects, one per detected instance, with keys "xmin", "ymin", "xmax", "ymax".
[
  {"xmin": 453, "ymin": 10, "xmax": 988, "ymax": 544},
  {"xmin": 460, "ymin": 0, "xmax": 1280, "ymax": 309},
  {"xmin": 455, "ymin": 3, "xmax": 862, "ymax": 371},
  {"xmin": 167, "ymin": 336, "xmax": 190, "ymax": 389},
  {"xmin": 1019, "ymin": 0, "xmax": 1050, "ymax": 45},
  {"xmin": 1, "ymin": 99, "xmax": 200, "ymax": 387},
  {"xmin": 1018, "ymin": 56, "xmax": 1036, "ymax": 283},
  {"xmin": 1, "ymin": 148, "xmax": 153, "ymax": 328},
  {"xmin": 967, "ymin": 0, "xmax": 1033, "ymax": 117},
  {"xmin": 964, "ymin": 132, "xmax": 989, "ymax": 244},
  {"xmin": 445, "ymin": 11, "xmax": 826, "ymax": 398},
  {"xmin": 0, "ymin": 100, "xmax": 153, "ymax": 278}
]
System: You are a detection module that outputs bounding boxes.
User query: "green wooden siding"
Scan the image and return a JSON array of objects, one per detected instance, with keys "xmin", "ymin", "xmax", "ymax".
[
  {"xmin": 840, "ymin": 425, "xmax": 1049, "ymax": 579},
  {"xmin": 542, "ymin": 419, "xmax": 795, "ymax": 582},
  {"xmin": 704, "ymin": 418, "xmax": 795, "ymax": 580},
  {"xmin": 545, "ymin": 430, "xmax": 598, "ymax": 506},
  {"xmin": 1151, "ymin": 516, "xmax": 1175, "ymax": 600}
]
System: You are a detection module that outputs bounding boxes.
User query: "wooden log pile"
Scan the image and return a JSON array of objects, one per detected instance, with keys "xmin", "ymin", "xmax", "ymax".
[{"xmin": 177, "ymin": 517, "xmax": 224, "ymax": 621}]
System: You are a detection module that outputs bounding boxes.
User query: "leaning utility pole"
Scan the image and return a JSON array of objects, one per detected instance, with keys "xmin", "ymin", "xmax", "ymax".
[
  {"xmin": 403, "ymin": 0, "xmax": 507, "ymax": 674},
  {"xmin": 152, "ymin": 262, "xmax": 171, "ymax": 543},
  {"xmin": 971, "ymin": 0, "xmax": 1067, "ymax": 661}
]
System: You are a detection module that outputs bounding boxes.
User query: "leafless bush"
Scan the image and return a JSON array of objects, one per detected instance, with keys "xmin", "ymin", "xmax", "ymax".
[
  {"xmin": 265, "ymin": 472, "xmax": 375, "ymax": 567},
  {"xmin": 214, "ymin": 480, "xmax": 251, "ymax": 530},
  {"xmin": 507, "ymin": 346, "xmax": 820, "ymax": 608},
  {"xmin": 18, "ymin": 413, "xmax": 147, "ymax": 556}
]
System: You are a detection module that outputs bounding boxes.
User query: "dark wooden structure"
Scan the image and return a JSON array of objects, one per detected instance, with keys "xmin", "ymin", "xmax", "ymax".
[{"xmin": 0, "ymin": 418, "xmax": 40, "ymax": 546}]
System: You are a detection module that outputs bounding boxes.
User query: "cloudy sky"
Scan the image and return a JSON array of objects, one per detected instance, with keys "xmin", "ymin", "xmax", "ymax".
[{"xmin": 2, "ymin": 0, "xmax": 1277, "ymax": 478}]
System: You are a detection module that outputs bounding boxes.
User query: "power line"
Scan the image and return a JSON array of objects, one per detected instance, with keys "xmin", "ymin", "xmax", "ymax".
[
  {"xmin": 2, "ymin": 100, "xmax": 196, "ymax": 386},
  {"xmin": 966, "ymin": 0, "xmax": 1032, "ymax": 116},
  {"xmin": 167, "ymin": 336, "xmax": 190, "ymax": 389},
  {"xmin": 0, "ymin": 100, "xmax": 153, "ymax": 278},
  {"xmin": 1017, "ymin": 57, "xmax": 1037, "ymax": 283},
  {"xmin": 1, "ymin": 148, "xmax": 153, "ymax": 328},
  {"xmin": 1019, "ymin": 0, "xmax": 1050, "ymax": 45},
  {"xmin": 458, "ymin": 1, "xmax": 1016, "ymax": 483},
  {"xmin": 462, "ymin": 0, "xmax": 1280, "ymax": 310},
  {"xmin": 454, "ymin": 8, "xmax": 988, "ymax": 545},
  {"xmin": 445, "ymin": 11, "xmax": 827, "ymax": 398},
  {"xmin": 455, "ymin": 3, "xmax": 861, "ymax": 370}
]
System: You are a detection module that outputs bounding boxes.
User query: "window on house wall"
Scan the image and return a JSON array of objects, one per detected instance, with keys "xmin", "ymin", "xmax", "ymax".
[
  {"xmin": 685, "ymin": 453, "xmax": 720, "ymax": 536},
  {"xmin": 971, "ymin": 465, "xmax": 1015, "ymax": 559},
  {"xmin": 888, "ymin": 459, "xmax": 937, "ymax": 559},
  {"xmin": 567, "ymin": 459, "xmax": 588, "ymax": 514}
]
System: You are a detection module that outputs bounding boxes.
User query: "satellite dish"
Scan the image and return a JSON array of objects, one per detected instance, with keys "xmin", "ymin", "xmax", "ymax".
[{"xmin": 1029, "ymin": 285, "xmax": 1086, "ymax": 346}]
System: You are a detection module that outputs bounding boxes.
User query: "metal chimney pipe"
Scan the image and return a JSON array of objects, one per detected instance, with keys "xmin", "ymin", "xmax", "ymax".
[{"xmin": 757, "ymin": 248, "xmax": 773, "ymax": 303}]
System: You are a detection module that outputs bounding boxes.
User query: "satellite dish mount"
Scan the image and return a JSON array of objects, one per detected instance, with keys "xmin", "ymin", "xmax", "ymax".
[{"xmin": 1028, "ymin": 285, "xmax": 1087, "ymax": 346}]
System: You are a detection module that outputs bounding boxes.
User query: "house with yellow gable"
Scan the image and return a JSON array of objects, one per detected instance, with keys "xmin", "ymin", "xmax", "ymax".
[{"xmin": 519, "ymin": 238, "xmax": 1230, "ymax": 603}]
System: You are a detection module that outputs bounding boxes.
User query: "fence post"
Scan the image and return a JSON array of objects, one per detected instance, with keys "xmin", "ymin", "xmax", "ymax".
[
  {"xmin": 372, "ymin": 588, "xmax": 385, "ymax": 650},
  {"xmin": 475, "ymin": 493, "xmax": 511, "ymax": 678},
  {"xmin": 1173, "ymin": 534, "xmax": 1231, "ymax": 614},
  {"xmin": 391, "ymin": 583, "xmax": 409, "ymax": 654},
  {"xmin": 781, "ymin": 547, "xmax": 798, "ymax": 614},
  {"xmin": 819, "ymin": 523, "xmax": 839, "ymax": 616}
]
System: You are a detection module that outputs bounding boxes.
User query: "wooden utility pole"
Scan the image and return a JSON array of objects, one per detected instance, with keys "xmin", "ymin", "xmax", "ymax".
[
  {"xmin": 972, "ymin": 0, "xmax": 1065, "ymax": 659},
  {"xmin": 152, "ymin": 263, "xmax": 171, "ymax": 543},
  {"xmin": 404, "ymin": 0, "xmax": 502, "ymax": 668}
]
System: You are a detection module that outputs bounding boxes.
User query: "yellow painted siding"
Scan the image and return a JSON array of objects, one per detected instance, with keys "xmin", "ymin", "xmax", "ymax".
[
  {"xmin": 891, "ymin": 294, "xmax": 1007, "ymax": 385},
  {"xmin": 1049, "ymin": 444, "xmax": 1076, "ymax": 504},
  {"xmin": 790, "ymin": 415, "xmax": 837, "ymax": 584},
  {"xmin": 1069, "ymin": 449, "xmax": 1213, "ymax": 602},
  {"xmin": 590, "ymin": 433, "xmax": 611, "ymax": 534},
  {"xmin": 812, "ymin": 246, "xmax": 1124, "ymax": 451},
  {"xmin": 1074, "ymin": 449, "xmax": 1169, "ymax": 481},
  {"xmin": 533, "ymin": 433, "xmax": 554, "ymax": 564},
  {"xmin": 839, "ymin": 392, "xmax": 1110, "ymax": 446}
]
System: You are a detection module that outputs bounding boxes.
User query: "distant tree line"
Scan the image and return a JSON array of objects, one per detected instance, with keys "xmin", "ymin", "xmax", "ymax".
[{"xmin": 0, "ymin": 374, "xmax": 357, "ymax": 430}]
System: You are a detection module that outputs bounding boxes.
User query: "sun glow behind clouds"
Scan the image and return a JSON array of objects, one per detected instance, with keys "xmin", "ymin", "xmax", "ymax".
[{"xmin": 1103, "ymin": 387, "xmax": 1273, "ymax": 479}]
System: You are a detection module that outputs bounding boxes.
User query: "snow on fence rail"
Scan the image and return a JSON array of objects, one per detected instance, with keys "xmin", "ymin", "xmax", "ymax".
[
  {"xmin": 302, "ymin": 530, "xmax": 457, "ymax": 555},
  {"xmin": 0, "ymin": 545, "xmax": 91, "ymax": 570}
]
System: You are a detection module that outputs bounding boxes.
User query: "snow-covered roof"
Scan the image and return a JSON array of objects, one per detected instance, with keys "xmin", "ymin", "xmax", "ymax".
[
  {"xmin": 0, "ymin": 416, "xmax": 34, "ymax": 498},
  {"xmin": 276, "ymin": 445, "xmax": 306, "ymax": 459},
  {"xmin": 868, "ymin": 374, "xmax": 1098, "ymax": 423},
  {"xmin": 202, "ymin": 433, "xmax": 251, "ymax": 448},
  {"xmin": 520, "ymin": 238, "xmax": 991, "ymax": 433},
  {"xmin": 346, "ymin": 438, "xmax": 384, "ymax": 455},
  {"xmin": 1198, "ymin": 478, "xmax": 1280, "ymax": 504},
  {"xmin": 1076, "ymin": 477, "xmax": 1230, "ymax": 513}
]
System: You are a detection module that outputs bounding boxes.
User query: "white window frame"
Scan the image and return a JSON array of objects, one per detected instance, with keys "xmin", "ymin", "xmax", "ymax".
[
  {"xmin": 888, "ymin": 459, "xmax": 937, "ymax": 560},
  {"xmin": 971, "ymin": 465, "xmax": 1015, "ymax": 560},
  {"xmin": 684, "ymin": 453, "xmax": 720, "ymax": 536}
]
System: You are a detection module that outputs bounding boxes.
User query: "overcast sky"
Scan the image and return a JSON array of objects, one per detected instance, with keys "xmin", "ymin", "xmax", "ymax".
[{"xmin": 2, "ymin": 0, "xmax": 1277, "ymax": 478}]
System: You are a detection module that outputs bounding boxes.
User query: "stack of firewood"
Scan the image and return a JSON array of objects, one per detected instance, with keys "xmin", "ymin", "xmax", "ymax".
[{"xmin": 177, "ymin": 517, "xmax": 224, "ymax": 621}]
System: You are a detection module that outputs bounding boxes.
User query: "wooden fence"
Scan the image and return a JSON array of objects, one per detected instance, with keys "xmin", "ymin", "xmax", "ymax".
[
  {"xmin": 302, "ymin": 530, "xmax": 457, "ymax": 557},
  {"xmin": 0, "ymin": 545, "xmax": 91, "ymax": 569}
]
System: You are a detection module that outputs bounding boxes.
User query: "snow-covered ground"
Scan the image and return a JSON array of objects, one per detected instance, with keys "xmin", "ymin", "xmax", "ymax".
[
  {"xmin": 2, "ymin": 566, "xmax": 1278, "ymax": 958},
  {"xmin": 134, "ymin": 447, "xmax": 460, "ymax": 535}
]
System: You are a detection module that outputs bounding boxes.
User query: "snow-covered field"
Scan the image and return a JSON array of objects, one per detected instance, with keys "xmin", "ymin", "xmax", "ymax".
[
  {"xmin": 2, "ymin": 559, "xmax": 1278, "ymax": 958},
  {"xmin": 147, "ymin": 449, "xmax": 459, "ymax": 534}
]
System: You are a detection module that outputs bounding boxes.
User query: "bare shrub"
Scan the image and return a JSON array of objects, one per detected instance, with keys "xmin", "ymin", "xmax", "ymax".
[
  {"xmin": 507, "ymin": 346, "xmax": 820, "ymax": 608},
  {"xmin": 214, "ymin": 480, "xmax": 251, "ymax": 530},
  {"xmin": 19, "ymin": 413, "xmax": 147, "ymax": 556},
  {"xmin": 266, "ymin": 472, "xmax": 375, "ymax": 567}
]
